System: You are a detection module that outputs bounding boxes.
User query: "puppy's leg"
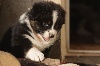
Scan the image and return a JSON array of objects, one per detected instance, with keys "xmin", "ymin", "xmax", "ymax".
[{"xmin": 25, "ymin": 47, "xmax": 44, "ymax": 62}]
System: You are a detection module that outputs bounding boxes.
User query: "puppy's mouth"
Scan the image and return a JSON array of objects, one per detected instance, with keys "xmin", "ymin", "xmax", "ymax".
[
  {"xmin": 42, "ymin": 36, "xmax": 50, "ymax": 42},
  {"xmin": 40, "ymin": 33, "xmax": 50, "ymax": 42}
]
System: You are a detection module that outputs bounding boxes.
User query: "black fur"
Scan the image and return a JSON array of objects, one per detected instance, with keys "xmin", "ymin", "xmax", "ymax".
[{"xmin": 0, "ymin": 1, "xmax": 65, "ymax": 58}]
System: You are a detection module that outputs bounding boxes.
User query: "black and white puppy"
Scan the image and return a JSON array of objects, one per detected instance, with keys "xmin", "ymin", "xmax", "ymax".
[{"xmin": 0, "ymin": 1, "xmax": 65, "ymax": 62}]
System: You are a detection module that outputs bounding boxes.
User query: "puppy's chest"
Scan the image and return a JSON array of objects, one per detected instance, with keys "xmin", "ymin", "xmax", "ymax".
[
  {"xmin": 23, "ymin": 33, "xmax": 54, "ymax": 51},
  {"xmin": 32, "ymin": 38, "xmax": 54, "ymax": 51}
]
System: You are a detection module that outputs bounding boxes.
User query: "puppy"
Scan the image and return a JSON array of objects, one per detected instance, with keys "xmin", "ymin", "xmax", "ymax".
[{"xmin": 0, "ymin": 1, "xmax": 65, "ymax": 62}]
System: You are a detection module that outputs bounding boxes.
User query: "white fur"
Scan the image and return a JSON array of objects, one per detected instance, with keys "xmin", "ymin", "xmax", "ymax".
[
  {"xmin": 19, "ymin": 12, "xmax": 28, "ymax": 23},
  {"xmin": 19, "ymin": 12, "xmax": 33, "ymax": 32},
  {"xmin": 52, "ymin": 10, "xmax": 58, "ymax": 27},
  {"xmin": 25, "ymin": 47, "xmax": 44, "ymax": 62}
]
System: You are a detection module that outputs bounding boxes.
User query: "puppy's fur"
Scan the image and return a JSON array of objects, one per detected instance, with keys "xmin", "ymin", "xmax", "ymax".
[{"xmin": 0, "ymin": 1, "xmax": 65, "ymax": 62}]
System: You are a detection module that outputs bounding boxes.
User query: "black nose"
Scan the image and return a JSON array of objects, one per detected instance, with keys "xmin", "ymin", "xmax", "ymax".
[{"xmin": 50, "ymin": 34, "xmax": 54, "ymax": 38}]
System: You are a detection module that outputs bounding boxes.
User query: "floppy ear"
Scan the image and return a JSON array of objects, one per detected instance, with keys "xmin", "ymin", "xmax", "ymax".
[{"xmin": 57, "ymin": 6, "xmax": 66, "ymax": 24}]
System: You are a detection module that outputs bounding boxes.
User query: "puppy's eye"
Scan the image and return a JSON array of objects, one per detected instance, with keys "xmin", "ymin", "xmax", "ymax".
[
  {"xmin": 43, "ymin": 22, "xmax": 49, "ymax": 27},
  {"xmin": 45, "ymin": 24, "xmax": 49, "ymax": 27}
]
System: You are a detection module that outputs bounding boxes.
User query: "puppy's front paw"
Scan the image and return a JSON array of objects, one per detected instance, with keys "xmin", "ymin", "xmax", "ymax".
[{"xmin": 25, "ymin": 47, "xmax": 44, "ymax": 62}]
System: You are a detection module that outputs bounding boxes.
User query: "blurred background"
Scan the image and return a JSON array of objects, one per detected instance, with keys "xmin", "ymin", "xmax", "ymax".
[{"xmin": 70, "ymin": 0, "xmax": 100, "ymax": 50}]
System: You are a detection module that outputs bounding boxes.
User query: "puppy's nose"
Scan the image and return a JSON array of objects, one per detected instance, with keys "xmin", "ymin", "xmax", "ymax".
[{"xmin": 50, "ymin": 34, "xmax": 54, "ymax": 38}]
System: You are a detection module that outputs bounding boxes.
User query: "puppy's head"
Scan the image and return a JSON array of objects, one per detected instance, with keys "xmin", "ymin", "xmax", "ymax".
[{"xmin": 28, "ymin": 1, "xmax": 66, "ymax": 42}]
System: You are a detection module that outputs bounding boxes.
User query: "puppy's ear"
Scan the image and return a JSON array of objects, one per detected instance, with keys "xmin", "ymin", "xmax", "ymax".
[{"xmin": 61, "ymin": 9, "xmax": 66, "ymax": 24}]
